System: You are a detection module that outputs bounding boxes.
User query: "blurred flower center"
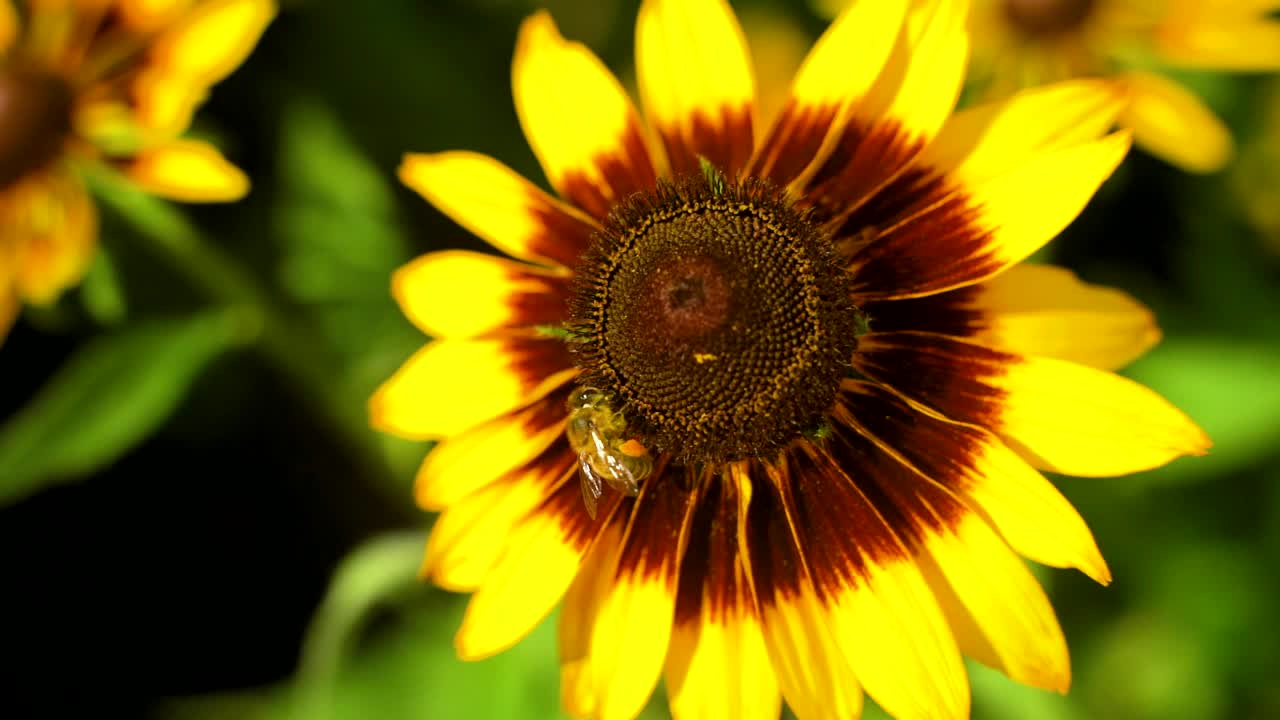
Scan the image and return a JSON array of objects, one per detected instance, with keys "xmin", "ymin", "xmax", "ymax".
[
  {"xmin": 0, "ymin": 65, "xmax": 74, "ymax": 189},
  {"xmin": 569, "ymin": 177, "xmax": 860, "ymax": 465},
  {"xmin": 1002, "ymin": 0, "xmax": 1096, "ymax": 36}
]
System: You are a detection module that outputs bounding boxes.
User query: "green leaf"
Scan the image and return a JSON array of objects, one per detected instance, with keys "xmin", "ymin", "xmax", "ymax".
[
  {"xmin": 272, "ymin": 98, "xmax": 425, "ymax": 490},
  {"xmin": 273, "ymin": 98, "xmax": 420, "ymax": 390},
  {"xmin": 0, "ymin": 310, "xmax": 246, "ymax": 505},
  {"xmin": 80, "ymin": 247, "xmax": 128, "ymax": 326},
  {"xmin": 297, "ymin": 601, "xmax": 566, "ymax": 720},
  {"xmin": 964, "ymin": 661, "xmax": 1080, "ymax": 720},
  {"xmin": 1079, "ymin": 614, "xmax": 1227, "ymax": 720},
  {"xmin": 161, "ymin": 527, "xmax": 673, "ymax": 720},
  {"xmin": 293, "ymin": 530, "xmax": 428, "ymax": 720}
]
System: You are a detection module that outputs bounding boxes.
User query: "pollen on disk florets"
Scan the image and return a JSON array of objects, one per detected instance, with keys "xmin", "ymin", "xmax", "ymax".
[{"xmin": 568, "ymin": 171, "xmax": 860, "ymax": 466}]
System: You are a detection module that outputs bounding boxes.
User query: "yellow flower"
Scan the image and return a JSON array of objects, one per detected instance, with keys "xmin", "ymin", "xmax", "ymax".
[
  {"xmin": 964, "ymin": 0, "xmax": 1280, "ymax": 172},
  {"xmin": 0, "ymin": 0, "xmax": 275, "ymax": 341},
  {"xmin": 373, "ymin": 0, "xmax": 1211, "ymax": 718}
]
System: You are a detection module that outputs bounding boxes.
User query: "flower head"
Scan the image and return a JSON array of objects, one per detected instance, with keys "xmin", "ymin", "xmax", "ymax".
[
  {"xmin": 0, "ymin": 0, "xmax": 275, "ymax": 341},
  {"xmin": 966, "ymin": 0, "xmax": 1280, "ymax": 172},
  {"xmin": 372, "ymin": 0, "xmax": 1211, "ymax": 718}
]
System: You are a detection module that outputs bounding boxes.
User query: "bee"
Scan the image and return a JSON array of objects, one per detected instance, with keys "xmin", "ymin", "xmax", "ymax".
[{"xmin": 565, "ymin": 387, "xmax": 652, "ymax": 519}]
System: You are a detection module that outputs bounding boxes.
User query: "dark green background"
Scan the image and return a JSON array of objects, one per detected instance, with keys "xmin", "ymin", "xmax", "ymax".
[{"xmin": 2, "ymin": 0, "xmax": 1278, "ymax": 718}]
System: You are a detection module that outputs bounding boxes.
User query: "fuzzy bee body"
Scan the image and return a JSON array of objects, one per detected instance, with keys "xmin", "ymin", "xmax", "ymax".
[{"xmin": 566, "ymin": 387, "xmax": 652, "ymax": 519}]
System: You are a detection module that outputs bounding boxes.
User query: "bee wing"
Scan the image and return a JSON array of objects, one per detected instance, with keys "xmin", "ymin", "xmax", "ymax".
[
  {"xmin": 601, "ymin": 453, "xmax": 644, "ymax": 496},
  {"xmin": 578, "ymin": 458, "xmax": 605, "ymax": 520}
]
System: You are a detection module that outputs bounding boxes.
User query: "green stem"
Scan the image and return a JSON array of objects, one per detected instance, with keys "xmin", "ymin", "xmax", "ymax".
[
  {"xmin": 92, "ymin": 173, "xmax": 400, "ymax": 495},
  {"xmin": 291, "ymin": 530, "xmax": 425, "ymax": 720}
]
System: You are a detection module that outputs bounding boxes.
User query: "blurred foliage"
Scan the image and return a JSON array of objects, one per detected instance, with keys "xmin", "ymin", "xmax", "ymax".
[
  {"xmin": 2, "ymin": 0, "xmax": 1280, "ymax": 719},
  {"xmin": 0, "ymin": 309, "xmax": 246, "ymax": 504}
]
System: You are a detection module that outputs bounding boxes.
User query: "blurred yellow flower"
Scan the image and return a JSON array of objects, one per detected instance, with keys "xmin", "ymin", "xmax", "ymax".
[
  {"xmin": 373, "ymin": 0, "xmax": 1211, "ymax": 718},
  {"xmin": 0, "ymin": 0, "xmax": 275, "ymax": 342},
  {"xmin": 966, "ymin": 0, "xmax": 1280, "ymax": 172}
]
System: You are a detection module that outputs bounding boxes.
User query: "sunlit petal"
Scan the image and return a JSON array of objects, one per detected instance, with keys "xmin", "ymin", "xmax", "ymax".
[
  {"xmin": 414, "ymin": 390, "xmax": 567, "ymax": 510},
  {"xmin": 866, "ymin": 264, "xmax": 1161, "ymax": 370},
  {"xmin": 1117, "ymin": 71, "xmax": 1233, "ymax": 174},
  {"xmin": 855, "ymin": 332, "xmax": 1212, "ymax": 476},
  {"xmin": 399, "ymin": 152, "xmax": 597, "ymax": 269},
  {"xmin": 369, "ymin": 338, "xmax": 576, "ymax": 440},
  {"xmin": 120, "ymin": 139, "xmax": 249, "ymax": 202},
  {"xmin": 393, "ymin": 250, "xmax": 572, "ymax": 340},
  {"xmin": 636, "ymin": 0, "xmax": 755, "ymax": 176},
  {"xmin": 513, "ymin": 11, "xmax": 657, "ymax": 219},
  {"xmin": 849, "ymin": 132, "xmax": 1130, "ymax": 299},
  {"xmin": 751, "ymin": 0, "xmax": 908, "ymax": 186}
]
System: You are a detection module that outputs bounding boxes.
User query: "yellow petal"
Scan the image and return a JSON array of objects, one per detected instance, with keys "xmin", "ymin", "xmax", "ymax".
[
  {"xmin": 855, "ymin": 0, "xmax": 969, "ymax": 149},
  {"xmin": 758, "ymin": 593, "xmax": 864, "ymax": 720},
  {"xmin": 1164, "ymin": 0, "xmax": 1280, "ymax": 14},
  {"xmin": 996, "ymin": 353, "xmax": 1213, "ymax": 475},
  {"xmin": 131, "ymin": 69, "xmax": 206, "ymax": 135},
  {"xmin": 369, "ymin": 337, "xmax": 576, "ymax": 440},
  {"xmin": 974, "ymin": 264, "xmax": 1161, "ymax": 370},
  {"xmin": 1117, "ymin": 71, "xmax": 1233, "ymax": 174},
  {"xmin": 751, "ymin": 0, "xmax": 908, "ymax": 185},
  {"xmin": 741, "ymin": 471, "xmax": 866, "ymax": 720},
  {"xmin": 776, "ymin": 0, "xmax": 970, "ymax": 204},
  {"xmin": 863, "ymin": 263, "xmax": 1159, "ymax": 371},
  {"xmin": 560, "ymin": 523, "xmax": 625, "ymax": 719},
  {"xmin": 4, "ymin": 171, "xmax": 98, "ymax": 305},
  {"xmin": 784, "ymin": 418, "xmax": 970, "ymax": 720},
  {"xmin": 956, "ymin": 132, "xmax": 1129, "ymax": 286},
  {"xmin": 789, "ymin": 0, "xmax": 908, "ymax": 116},
  {"xmin": 952, "ymin": 432, "xmax": 1111, "ymax": 584},
  {"xmin": 824, "ymin": 539, "xmax": 970, "ymax": 720},
  {"xmin": 0, "ymin": 0, "xmax": 17, "ymax": 54},
  {"xmin": 854, "ymin": 332, "xmax": 1213, "ymax": 477},
  {"xmin": 123, "ymin": 140, "xmax": 249, "ymax": 202},
  {"xmin": 513, "ymin": 11, "xmax": 656, "ymax": 219},
  {"xmin": 636, "ymin": 0, "xmax": 755, "ymax": 176},
  {"xmin": 134, "ymin": 0, "xmax": 275, "ymax": 132},
  {"xmin": 414, "ymin": 393, "xmax": 567, "ymax": 510},
  {"xmin": 664, "ymin": 472, "xmax": 781, "ymax": 720},
  {"xmin": 589, "ymin": 483, "xmax": 698, "ymax": 720},
  {"xmin": 149, "ymin": 0, "xmax": 275, "ymax": 80},
  {"xmin": 421, "ymin": 445, "xmax": 570, "ymax": 591},
  {"xmin": 591, "ymin": 577, "xmax": 678, "ymax": 720},
  {"xmin": 119, "ymin": 0, "xmax": 194, "ymax": 30},
  {"xmin": 454, "ymin": 480, "xmax": 589, "ymax": 660},
  {"xmin": 1157, "ymin": 17, "xmax": 1280, "ymax": 71},
  {"xmin": 398, "ymin": 151, "xmax": 596, "ymax": 269},
  {"xmin": 839, "ymin": 379, "xmax": 1110, "ymax": 584},
  {"xmin": 665, "ymin": 615, "xmax": 780, "ymax": 720},
  {"xmin": 392, "ymin": 250, "xmax": 571, "ymax": 340},
  {"xmin": 849, "ymin": 132, "xmax": 1131, "ymax": 300},
  {"xmin": 920, "ymin": 516, "xmax": 1071, "ymax": 693},
  {"xmin": 923, "ymin": 78, "xmax": 1128, "ymax": 186}
]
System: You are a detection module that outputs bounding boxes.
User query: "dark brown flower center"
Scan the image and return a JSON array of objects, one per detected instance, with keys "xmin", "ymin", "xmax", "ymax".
[
  {"xmin": 0, "ymin": 65, "xmax": 75, "ymax": 189},
  {"xmin": 1003, "ymin": 0, "xmax": 1096, "ymax": 36},
  {"xmin": 569, "ymin": 175, "xmax": 860, "ymax": 466}
]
